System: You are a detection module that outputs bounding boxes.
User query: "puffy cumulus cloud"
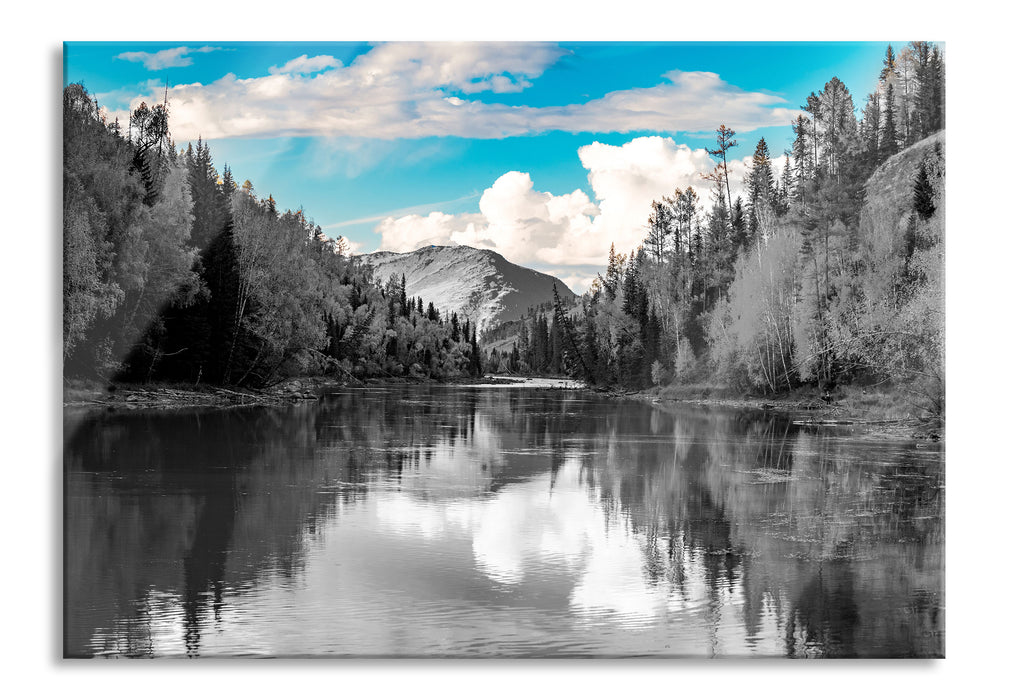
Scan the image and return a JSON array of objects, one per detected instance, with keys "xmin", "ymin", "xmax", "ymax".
[
  {"xmin": 543, "ymin": 268, "xmax": 603, "ymax": 295},
  {"xmin": 470, "ymin": 172, "xmax": 600, "ymax": 265},
  {"xmin": 115, "ymin": 44, "xmax": 798, "ymax": 142},
  {"xmin": 377, "ymin": 171, "xmax": 599, "ymax": 268},
  {"xmin": 268, "ymin": 54, "xmax": 342, "ymax": 75},
  {"xmin": 375, "ymin": 136, "xmax": 784, "ymax": 292},
  {"xmin": 377, "ymin": 210, "xmax": 486, "ymax": 252},
  {"xmin": 377, "ymin": 138, "xmax": 711, "ymax": 272},
  {"xmin": 116, "ymin": 45, "xmax": 220, "ymax": 71},
  {"xmin": 576, "ymin": 136, "xmax": 717, "ymax": 256}
]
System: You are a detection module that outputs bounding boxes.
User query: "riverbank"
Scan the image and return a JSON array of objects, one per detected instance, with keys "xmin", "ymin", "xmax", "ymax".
[
  {"xmin": 63, "ymin": 372, "xmax": 592, "ymax": 411},
  {"xmin": 62, "ymin": 374, "xmax": 564, "ymax": 411},
  {"xmin": 63, "ymin": 376, "xmax": 943, "ymax": 442},
  {"xmin": 63, "ymin": 376, "xmax": 343, "ymax": 411},
  {"xmin": 616, "ymin": 382, "xmax": 944, "ymax": 442}
]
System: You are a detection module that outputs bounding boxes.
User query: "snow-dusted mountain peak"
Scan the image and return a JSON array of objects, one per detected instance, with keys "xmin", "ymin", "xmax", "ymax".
[{"xmin": 360, "ymin": 245, "xmax": 574, "ymax": 334}]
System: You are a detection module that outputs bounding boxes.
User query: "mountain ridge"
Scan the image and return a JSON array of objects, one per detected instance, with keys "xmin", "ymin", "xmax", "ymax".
[{"xmin": 360, "ymin": 245, "xmax": 574, "ymax": 335}]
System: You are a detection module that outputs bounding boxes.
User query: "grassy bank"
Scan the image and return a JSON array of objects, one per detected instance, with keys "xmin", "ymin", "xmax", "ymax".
[
  {"xmin": 63, "ymin": 376, "xmax": 341, "ymax": 411},
  {"xmin": 62, "ymin": 374, "xmax": 522, "ymax": 411},
  {"xmin": 64, "ymin": 376, "xmax": 943, "ymax": 443},
  {"xmin": 623, "ymin": 382, "xmax": 944, "ymax": 442}
]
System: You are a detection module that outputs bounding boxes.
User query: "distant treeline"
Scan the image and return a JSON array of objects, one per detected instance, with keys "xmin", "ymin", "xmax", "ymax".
[
  {"xmin": 491, "ymin": 42, "xmax": 945, "ymax": 413},
  {"xmin": 63, "ymin": 84, "xmax": 482, "ymax": 386},
  {"xmin": 481, "ymin": 300, "xmax": 572, "ymax": 377}
]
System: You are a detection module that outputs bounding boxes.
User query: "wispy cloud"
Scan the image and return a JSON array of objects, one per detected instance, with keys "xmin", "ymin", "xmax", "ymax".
[
  {"xmin": 324, "ymin": 192, "xmax": 481, "ymax": 230},
  {"xmin": 269, "ymin": 54, "xmax": 342, "ymax": 75},
  {"xmin": 116, "ymin": 45, "xmax": 221, "ymax": 71},
  {"xmin": 116, "ymin": 43, "xmax": 798, "ymax": 142}
]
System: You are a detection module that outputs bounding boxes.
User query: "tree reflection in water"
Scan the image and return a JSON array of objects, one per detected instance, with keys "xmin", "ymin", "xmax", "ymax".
[{"xmin": 64, "ymin": 386, "xmax": 943, "ymax": 657}]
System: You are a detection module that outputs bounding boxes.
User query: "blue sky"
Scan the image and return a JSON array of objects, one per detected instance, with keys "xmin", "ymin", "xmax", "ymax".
[{"xmin": 64, "ymin": 41, "xmax": 893, "ymax": 290}]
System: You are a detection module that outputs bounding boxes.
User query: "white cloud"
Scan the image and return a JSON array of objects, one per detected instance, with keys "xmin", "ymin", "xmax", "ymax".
[
  {"xmin": 378, "ymin": 211, "xmax": 487, "ymax": 252},
  {"xmin": 332, "ymin": 236, "xmax": 365, "ymax": 255},
  {"xmin": 268, "ymin": 54, "xmax": 342, "ymax": 75},
  {"xmin": 116, "ymin": 45, "xmax": 220, "ymax": 71},
  {"xmin": 371, "ymin": 452, "xmax": 683, "ymax": 621},
  {"xmin": 324, "ymin": 192, "xmax": 480, "ymax": 230},
  {"xmin": 545, "ymin": 269, "xmax": 602, "ymax": 295},
  {"xmin": 375, "ymin": 136, "xmax": 789, "ymax": 293},
  {"xmin": 576, "ymin": 136, "xmax": 716, "ymax": 256},
  {"xmin": 377, "ymin": 171, "xmax": 599, "ymax": 267},
  {"xmin": 350, "ymin": 42, "xmax": 562, "ymax": 94},
  {"xmin": 115, "ymin": 43, "xmax": 798, "ymax": 142}
]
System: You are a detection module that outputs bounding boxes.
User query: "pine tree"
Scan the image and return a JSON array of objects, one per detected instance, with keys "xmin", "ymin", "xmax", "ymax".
[
  {"xmin": 777, "ymin": 154, "xmax": 794, "ymax": 214},
  {"xmin": 816, "ymin": 77, "xmax": 857, "ymax": 180},
  {"xmin": 791, "ymin": 114, "xmax": 811, "ymax": 204},
  {"xmin": 644, "ymin": 199, "xmax": 672, "ymax": 262},
  {"xmin": 916, "ymin": 45, "xmax": 945, "ymax": 136},
  {"xmin": 508, "ymin": 344, "xmax": 520, "ymax": 373},
  {"xmin": 536, "ymin": 314, "xmax": 550, "ymax": 371},
  {"xmin": 549, "ymin": 307, "xmax": 564, "ymax": 373},
  {"xmin": 804, "ymin": 92, "xmax": 821, "ymax": 174},
  {"xmin": 880, "ymin": 44, "xmax": 897, "ymax": 83},
  {"xmin": 618, "ymin": 251, "xmax": 647, "ymax": 387},
  {"xmin": 551, "ymin": 284, "xmax": 593, "ymax": 383},
  {"xmin": 468, "ymin": 325, "xmax": 482, "ymax": 376},
  {"xmin": 671, "ymin": 187, "xmax": 700, "ymax": 260},
  {"xmin": 399, "ymin": 274, "xmax": 408, "ymax": 317},
  {"xmin": 910, "ymin": 42, "xmax": 934, "ymax": 141},
  {"xmin": 516, "ymin": 316, "xmax": 529, "ymax": 371},
  {"xmin": 622, "ymin": 250, "xmax": 641, "ymax": 317},
  {"xmin": 745, "ymin": 137, "xmax": 774, "ymax": 239},
  {"xmin": 731, "ymin": 198, "xmax": 746, "ymax": 250},
  {"xmin": 705, "ymin": 125, "xmax": 739, "ymax": 212},
  {"xmin": 128, "ymin": 100, "xmax": 171, "ymax": 206},
  {"xmin": 603, "ymin": 243, "xmax": 624, "ymax": 300},
  {"xmin": 861, "ymin": 91, "xmax": 881, "ymax": 168},
  {"xmin": 200, "ymin": 211, "xmax": 241, "ymax": 383},
  {"xmin": 913, "ymin": 158, "xmax": 936, "ymax": 220},
  {"xmin": 187, "ymin": 138, "xmax": 226, "ymax": 250},
  {"xmin": 929, "ymin": 48, "xmax": 945, "ymax": 134},
  {"xmin": 880, "ymin": 83, "xmax": 899, "ymax": 159},
  {"xmin": 221, "ymin": 164, "xmax": 236, "ymax": 194}
]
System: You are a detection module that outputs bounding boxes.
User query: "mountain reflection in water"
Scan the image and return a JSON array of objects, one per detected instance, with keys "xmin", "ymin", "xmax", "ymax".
[{"xmin": 63, "ymin": 386, "xmax": 943, "ymax": 657}]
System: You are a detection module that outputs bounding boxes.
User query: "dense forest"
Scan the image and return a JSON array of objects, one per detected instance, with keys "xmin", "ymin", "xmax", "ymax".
[
  {"xmin": 63, "ymin": 83, "xmax": 483, "ymax": 387},
  {"xmin": 496, "ymin": 41, "xmax": 945, "ymax": 415},
  {"xmin": 64, "ymin": 41, "xmax": 944, "ymax": 412}
]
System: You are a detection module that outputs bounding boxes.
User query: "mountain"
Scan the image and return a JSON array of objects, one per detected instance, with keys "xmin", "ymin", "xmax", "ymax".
[{"xmin": 359, "ymin": 245, "xmax": 575, "ymax": 335}]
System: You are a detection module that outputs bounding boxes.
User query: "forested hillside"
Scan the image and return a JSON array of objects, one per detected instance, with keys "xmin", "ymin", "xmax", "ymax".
[
  {"xmin": 63, "ymin": 84, "xmax": 483, "ymax": 386},
  {"xmin": 64, "ymin": 40, "xmax": 944, "ymax": 407},
  {"xmin": 501, "ymin": 41, "xmax": 945, "ymax": 414}
]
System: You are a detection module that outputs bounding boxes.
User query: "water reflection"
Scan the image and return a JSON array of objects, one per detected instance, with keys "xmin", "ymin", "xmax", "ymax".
[{"xmin": 63, "ymin": 386, "xmax": 943, "ymax": 657}]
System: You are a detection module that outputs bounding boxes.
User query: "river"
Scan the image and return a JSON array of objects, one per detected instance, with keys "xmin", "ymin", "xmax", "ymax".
[{"xmin": 63, "ymin": 384, "xmax": 944, "ymax": 657}]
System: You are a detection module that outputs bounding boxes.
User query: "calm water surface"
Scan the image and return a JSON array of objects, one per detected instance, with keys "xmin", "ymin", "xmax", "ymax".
[{"xmin": 63, "ymin": 386, "xmax": 944, "ymax": 657}]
